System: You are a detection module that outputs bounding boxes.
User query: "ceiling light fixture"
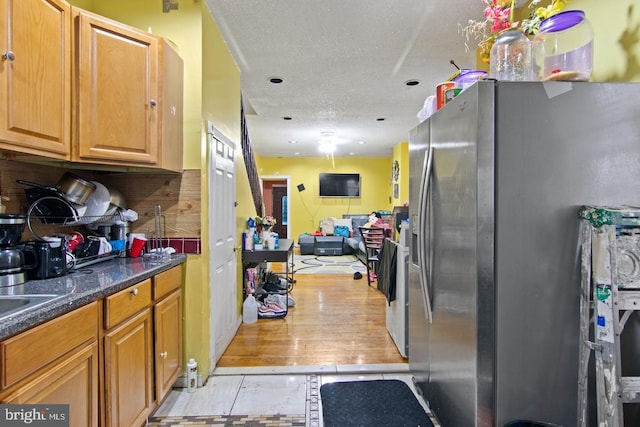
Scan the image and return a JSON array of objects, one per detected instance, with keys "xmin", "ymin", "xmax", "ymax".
[
  {"xmin": 319, "ymin": 141, "xmax": 335, "ymax": 154},
  {"xmin": 358, "ymin": 141, "xmax": 366, "ymax": 145},
  {"xmin": 288, "ymin": 140, "xmax": 298, "ymax": 144}
]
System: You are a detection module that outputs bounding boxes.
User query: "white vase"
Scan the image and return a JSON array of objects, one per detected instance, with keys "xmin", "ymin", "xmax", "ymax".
[{"xmin": 261, "ymin": 229, "xmax": 272, "ymax": 243}]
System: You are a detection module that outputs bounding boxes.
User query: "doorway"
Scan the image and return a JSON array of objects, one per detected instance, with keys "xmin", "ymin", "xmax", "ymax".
[
  {"xmin": 207, "ymin": 122, "xmax": 238, "ymax": 369},
  {"xmin": 261, "ymin": 177, "xmax": 290, "ymax": 239}
]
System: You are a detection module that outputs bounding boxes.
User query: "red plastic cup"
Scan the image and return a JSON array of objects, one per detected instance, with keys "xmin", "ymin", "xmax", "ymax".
[
  {"xmin": 129, "ymin": 237, "xmax": 147, "ymax": 258},
  {"xmin": 67, "ymin": 232, "xmax": 84, "ymax": 252}
]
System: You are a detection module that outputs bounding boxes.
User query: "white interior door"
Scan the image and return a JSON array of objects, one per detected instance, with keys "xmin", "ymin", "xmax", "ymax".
[{"xmin": 208, "ymin": 122, "xmax": 238, "ymax": 369}]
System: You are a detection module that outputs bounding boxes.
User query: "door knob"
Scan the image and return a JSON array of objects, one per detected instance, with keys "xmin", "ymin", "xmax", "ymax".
[
  {"xmin": 2, "ymin": 51, "xmax": 15, "ymax": 61},
  {"xmin": 160, "ymin": 352, "xmax": 167, "ymax": 359},
  {"xmin": 130, "ymin": 288, "xmax": 139, "ymax": 296}
]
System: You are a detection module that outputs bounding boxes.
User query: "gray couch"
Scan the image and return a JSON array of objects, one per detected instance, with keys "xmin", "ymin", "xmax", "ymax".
[
  {"xmin": 341, "ymin": 214, "xmax": 369, "ymax": 264},
  {"xmin": 297, "ymin": 214, "xmax": 369, "ymax": 264}
]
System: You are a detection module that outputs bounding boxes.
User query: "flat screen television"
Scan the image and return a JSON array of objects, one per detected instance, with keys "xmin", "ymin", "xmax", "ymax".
[{"xmin": 319, "ymin": 173, "xmax": 360, "ymax": 197}]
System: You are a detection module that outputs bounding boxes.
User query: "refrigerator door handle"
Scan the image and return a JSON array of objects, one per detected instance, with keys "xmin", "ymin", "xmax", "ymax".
[{"xmin": 418, "ymin": 147, "xmax": 434, "ymax": 323}]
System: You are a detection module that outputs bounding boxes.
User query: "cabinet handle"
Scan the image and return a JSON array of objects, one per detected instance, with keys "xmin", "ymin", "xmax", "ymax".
[
  {"xmin": 150, "ymin": 99, "xmax": 158, "ymax": 107},
  {"xmin": 2, "ymin": 51, "xmax": 15, "ymax": 61},
  {"xmin": 130, "ymin": 288, "xmax": 139, "ymax": 296},
  {"xmin": 160, "ymin": 352, "xmax": 168, "ymax": 359}
]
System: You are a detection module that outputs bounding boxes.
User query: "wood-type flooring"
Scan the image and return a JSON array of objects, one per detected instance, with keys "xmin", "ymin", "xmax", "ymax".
[{"xmin": 216, "ymin": 269, "xmax": 406, "ymax": 367}]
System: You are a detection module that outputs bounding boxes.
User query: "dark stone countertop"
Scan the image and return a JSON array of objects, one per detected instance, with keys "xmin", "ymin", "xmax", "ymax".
[{"xmin": 0, "ymin": 254, "xmax": 187, "ymax": 341}]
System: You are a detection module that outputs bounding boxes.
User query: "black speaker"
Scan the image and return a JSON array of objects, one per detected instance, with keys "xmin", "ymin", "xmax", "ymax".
[{"xmin": 297, "ymin": 184, "xmax": 305, "ymax": 192}]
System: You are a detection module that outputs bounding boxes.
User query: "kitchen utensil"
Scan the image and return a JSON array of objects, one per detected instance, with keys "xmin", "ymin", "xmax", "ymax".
[
  {"xmin": 17, "ymin": 176, "xmax": 95, "ymax": 206},
  {"xmin": 0, "ymin": 214, "xmax": 27, "ymax": 246},
  {"xmin": 55, "ymin": 173, "xmax": 96, "ymax": 205},
  {"xmin": 18, "ymin": 180, "xmax": 66, "ymax": 199},
  {"xmin": 75, "ymin": 237, "xmax": 100, "ymax": 258},
  {"xmin": 81, "ymin": 182, "xmax": 111, "ymax": 222},
  {"xmin": 110, "ymin": 223, "xmax": 129, "ymax": 241},
  {"xmin": 25, "ymin": 195, "xmax": 79, "ymax": 225},
  {"xmin": 107, "ymin": 187, "xmax": 126, "ymax": 209}
]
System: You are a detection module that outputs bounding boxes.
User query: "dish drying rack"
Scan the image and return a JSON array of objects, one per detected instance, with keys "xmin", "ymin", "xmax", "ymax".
[{"xmin": 25, "ymin": 196, "xmax": 126, "ymax": 270}]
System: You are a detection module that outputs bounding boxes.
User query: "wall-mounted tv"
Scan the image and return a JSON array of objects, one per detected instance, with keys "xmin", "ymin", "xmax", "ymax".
[{"xmin": 319, "ymin": 173, "xmax": 361, "ymax": 197}]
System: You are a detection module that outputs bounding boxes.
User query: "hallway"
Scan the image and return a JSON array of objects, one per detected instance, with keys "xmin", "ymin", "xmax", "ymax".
[{"xmin": 150, "ymin": 267, "xmax": 425, "ymax": 425}]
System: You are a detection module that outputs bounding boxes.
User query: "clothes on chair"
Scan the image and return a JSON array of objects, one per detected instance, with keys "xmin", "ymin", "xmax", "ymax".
[
  {"xmin": 358, "ymin": 226, "xmax": 386, "ymax": 285},
  {"xmin": 377, "ymin": 239, "xmax": 397, "ymax": 304}
]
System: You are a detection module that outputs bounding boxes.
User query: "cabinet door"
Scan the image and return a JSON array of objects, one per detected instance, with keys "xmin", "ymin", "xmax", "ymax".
[
  {"xmin": 74, "ymin": 8, "xmax": 158, "ymax": 166},
  {"xmin": 104, "ymin": 309, "xmax": 154, "ymax": 427},
  {"xmin": 1, "ymin": 342, "xmax": 99, "ymax": 427},
  {"xmin": 154, "ymin": 289, "xmax": 182, "ymax": 402},
  {"xmin": 0, "ymin": 0, "xmax": 70, "ymax": 158}
]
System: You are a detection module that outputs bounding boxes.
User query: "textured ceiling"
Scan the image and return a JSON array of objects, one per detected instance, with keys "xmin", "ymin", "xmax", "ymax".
[{"xmin": 204, "ymin": 0, "xmax": 484, "ymax": 157}]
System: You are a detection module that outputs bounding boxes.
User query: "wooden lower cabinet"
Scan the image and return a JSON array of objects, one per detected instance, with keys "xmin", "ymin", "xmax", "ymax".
[
  {"xmin": 104, "ymin": 308, "xmax": 154, "ymax": 427},
  {"xmin": 154, "ymin": 289, "xmax": 182, "ymax": 402},
  {"xmin": 0, "ymin": 265, "xmax": 184, "ymax": 427},
  {"xmin": 1, "ymin": 342, "xmax": 99, "ymax": 427}
]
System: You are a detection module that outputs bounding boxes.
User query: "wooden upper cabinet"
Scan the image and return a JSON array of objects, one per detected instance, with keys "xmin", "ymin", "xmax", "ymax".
[
  {"xmin": 73, "ymin": 8, "xmax": 159, "ymax": 166},
  {"xmin": 0, "ymin": 0, "xmax": 71, "ymax": 158}
]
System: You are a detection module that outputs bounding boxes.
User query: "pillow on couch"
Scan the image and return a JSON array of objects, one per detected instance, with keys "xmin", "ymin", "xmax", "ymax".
[
  {"xmin": 320, "ymin": 218, "xmax": 334, "ymax": 235},
  {"xmin": 333, "ymin": 218, "xmax": 352, "ymax": 231},
  {"xmin": 334, "ymin": 225, "xmax": 350, "ymax": 237}
]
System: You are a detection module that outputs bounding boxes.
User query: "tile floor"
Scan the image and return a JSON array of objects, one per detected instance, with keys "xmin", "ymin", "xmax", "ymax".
[{"xmin": 148, "ymin": 363, "xmax": 440, "ymax": 427}]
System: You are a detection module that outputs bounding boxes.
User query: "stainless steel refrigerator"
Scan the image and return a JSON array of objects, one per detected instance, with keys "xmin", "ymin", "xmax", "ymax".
[{"xmin": 408, "ymin": 81, "xmax": 640, "ymax": 427}]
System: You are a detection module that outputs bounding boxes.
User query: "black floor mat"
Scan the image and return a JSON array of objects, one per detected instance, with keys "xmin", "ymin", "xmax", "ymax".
[{"xmin": 320, "ymin": 379, "xmax": 434, "ymax": 427}]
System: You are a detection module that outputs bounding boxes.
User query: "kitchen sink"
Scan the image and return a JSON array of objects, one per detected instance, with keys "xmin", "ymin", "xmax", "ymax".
[{"xmin": 0, "ymin": 295, "xmax": 60, "ymax": 319}]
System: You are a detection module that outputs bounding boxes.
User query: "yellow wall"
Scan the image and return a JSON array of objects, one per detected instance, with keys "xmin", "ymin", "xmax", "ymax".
[
  {"xmin": 256, "ymin": 156, "xmax": 393, "ymax": 239},
  {"xmin": 201, "ymin": 3, "xmax": 255, "ymax": 364},
  {"xmin": 577, "ymin": 1, "xmax": 640, "ymax": 82}
]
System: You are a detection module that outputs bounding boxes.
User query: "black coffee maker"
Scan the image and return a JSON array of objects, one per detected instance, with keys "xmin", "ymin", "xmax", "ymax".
[
  {"xmin": 21, "ymin": 238, "xmax": 67, "ymax": 280},
  {"xmin": 0, "ymin": 214, "xmax": 36, "ymax": 286}
]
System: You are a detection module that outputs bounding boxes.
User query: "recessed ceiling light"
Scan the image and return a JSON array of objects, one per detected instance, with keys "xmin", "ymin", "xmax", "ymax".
[
  {"xmin": 349, "ymin": 152, "xmax": 355, "ymax": 156},
  {"xmin": 269, "ymin": 77, "xmax": 284, "ymax": 84},
  {"xmin": 358, "ymin": 141, "xmax": 366, "ymax": 145},
  {"xmin": 376, "ymin": 118, "xmax": 385, "ymax": 121},
  {"xmin": 405, "ymin": 79, "xmax": 420, "ymax": 86},
  {"xmin": 282, "ymin": 116, "xmax": 292, "ymax": 120},
  {"xmin": 294, "ymin": 152, "xmax": 300, "ymax": 156},
  {"xmin": 288, "ymin": 140, "xmax": 298, "ymax": 144}
]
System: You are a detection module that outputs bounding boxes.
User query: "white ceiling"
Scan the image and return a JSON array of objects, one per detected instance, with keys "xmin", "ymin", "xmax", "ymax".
[{"xmin": 204, "ymin": 0, "xmax": 484, "ymax": 158}]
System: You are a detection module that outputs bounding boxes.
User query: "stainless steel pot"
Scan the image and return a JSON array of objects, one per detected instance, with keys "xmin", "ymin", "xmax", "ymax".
[
  {"xmin": 55, "ymin": 173, "xmax": 97, "ymax": 205},
  {"xmin": 107, "ymin": 187, "xmax": 126, "ymax": 209}
]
